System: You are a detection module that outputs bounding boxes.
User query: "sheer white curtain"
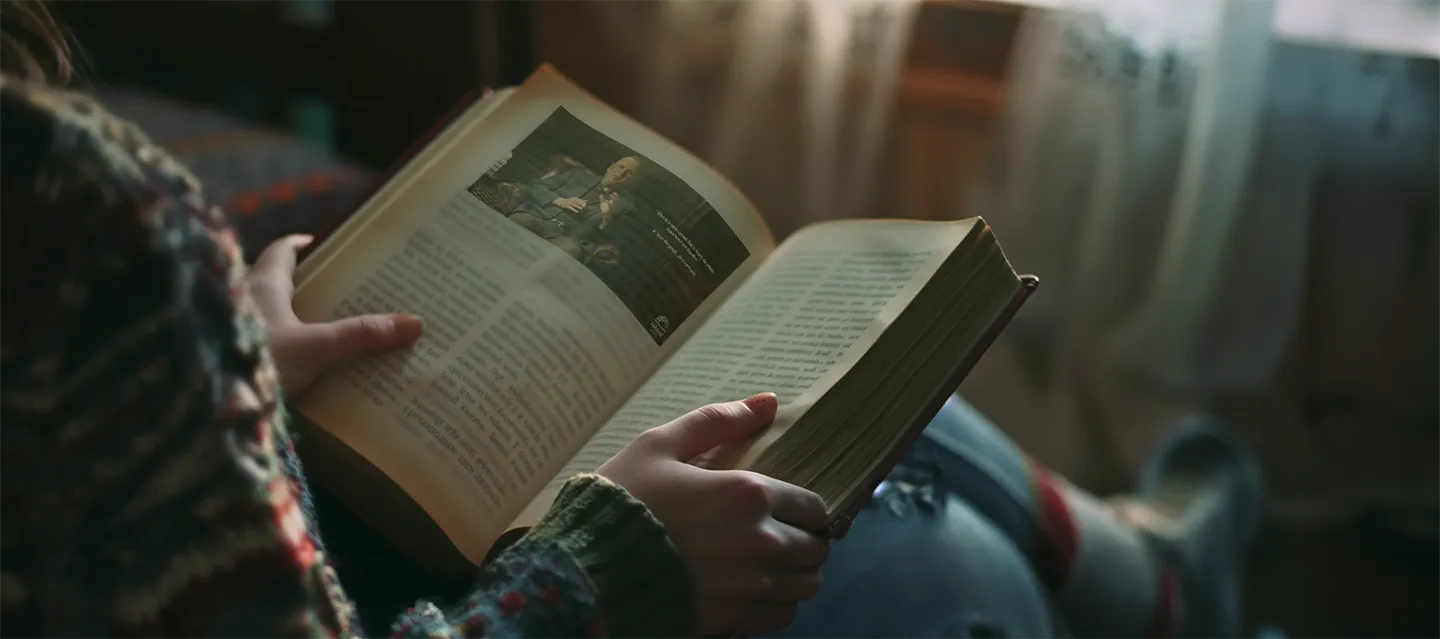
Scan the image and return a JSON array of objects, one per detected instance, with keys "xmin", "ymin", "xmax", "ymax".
[
  {"xmin": 964, "ymin": 0, "xmax": 1439, "ymax": 516},
  {"xmin": 605, "ymin": 0, "xmax": 1437, "ymax": 512},
  {"xmin": 605, "ymin": 0, "xmax": 920, "ymax": 235},
  {"xmin": 957, "ymin": 0, "xmax": 1296, "ymax": 487},
  {"xmin": 613, "ymin": 0, "xmax": 1291, "ymax": 487}
]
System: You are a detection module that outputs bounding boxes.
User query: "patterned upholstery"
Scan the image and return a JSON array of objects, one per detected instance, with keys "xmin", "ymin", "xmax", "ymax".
[{"xmin": 94, "ymin": 87, "xmax": 377, "ymax": 262}]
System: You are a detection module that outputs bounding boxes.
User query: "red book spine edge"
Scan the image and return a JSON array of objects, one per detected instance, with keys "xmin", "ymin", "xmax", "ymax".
[
  {"xmin": 296, "ymin": 86, "xmax": 490, "ymax": 264},
  {"xmin": 824, "ymin": 273, "xmax": 1040, "ymax": 540}
]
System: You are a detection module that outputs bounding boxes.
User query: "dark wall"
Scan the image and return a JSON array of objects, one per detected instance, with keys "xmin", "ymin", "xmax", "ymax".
[{"xmin": 52, "ymin": 0, "xmax": 535, "ymax": 168}]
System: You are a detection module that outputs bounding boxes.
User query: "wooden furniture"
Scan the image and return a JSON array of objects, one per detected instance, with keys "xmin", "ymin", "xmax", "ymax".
[
  {"xmin": 531, "ymin": 0, "xmax": 1027, "ymax": 236},
  {"xmin": 53, "ymin": 0, "xmax": 536, "ymax": 168}
]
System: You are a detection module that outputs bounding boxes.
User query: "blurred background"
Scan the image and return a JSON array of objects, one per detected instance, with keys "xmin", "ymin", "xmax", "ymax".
[{"xmin": 53, "ymin": 0, "xmax": 1437, "ymax": 635}]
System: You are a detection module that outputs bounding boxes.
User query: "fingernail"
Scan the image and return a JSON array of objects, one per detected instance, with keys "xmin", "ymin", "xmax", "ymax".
[
  {"xmin": 743, "ymin": 392, "xmax": 778, "ymax": 411},
  {"xmin": 295, "ymin": 234, "xmax": 316, "ymax": 248},
  {"xmin": 393, "ymin": 313, "xmax": 424, "ymax": 336}
]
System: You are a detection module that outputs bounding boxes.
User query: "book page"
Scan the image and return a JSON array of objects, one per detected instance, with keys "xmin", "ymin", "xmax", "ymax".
[
  {"xmin": 289, "ymin": 67, "xmax": 774, "ymax": 563},
  {"xmin": 509, "ymin": 219, "xmax": 977, "ymax": 528}
]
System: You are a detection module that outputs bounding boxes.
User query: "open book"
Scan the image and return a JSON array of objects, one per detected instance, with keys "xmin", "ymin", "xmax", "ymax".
[{"xmin": 291, "ymin": 65, "xmax": 1037, "ymax": 578}]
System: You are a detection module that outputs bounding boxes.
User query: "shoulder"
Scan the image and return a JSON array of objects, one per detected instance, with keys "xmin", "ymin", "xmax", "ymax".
[
  {"xmin": 0, "ymin": 76, "xmax": 205, "ymax": 207},
  {"xmin": 0, "ymin": 74, "xmax": 236, "ymax": 269},
  {"xmin": 0, "ymin": 77, "xmax": 253, "ymax": 419},
  {"xmin": 571, "ymin": 166, "xmax": 602, "ymax": 181},
  {"xmin": 0, "ymin": 76, "xmax": 235, "ymax": 270},
  {"xmin": 0, "ymin": 78, "xmax": 321, "ymax": 636}
]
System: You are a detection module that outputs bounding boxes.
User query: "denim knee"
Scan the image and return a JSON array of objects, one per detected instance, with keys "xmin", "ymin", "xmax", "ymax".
[{"xmin": 768, "ymin": 488, "xmax": 1057, "ymax": 638}]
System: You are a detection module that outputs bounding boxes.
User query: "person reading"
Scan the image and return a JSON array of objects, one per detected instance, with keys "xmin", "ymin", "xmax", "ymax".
[
  {"xmin": 0, "ymin": 3, "xmax": 1265, "ymax": 637},
  {"xmin": 282, "ymin": 66, "xmax": 1036, "ymax": 574}
]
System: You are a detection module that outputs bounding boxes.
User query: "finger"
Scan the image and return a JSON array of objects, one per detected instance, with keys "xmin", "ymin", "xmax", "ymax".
[
  {"xmin": 248, "ymin": 235, "xmax": 314, "ymax": 307},
  {"xmin": 736, "ymin": 602, "xmax": 800, "ymax": 634},
  {"xmin": 252, "ymin": 234, "xmax": 313, "ymax": 283},
  {"xmin": 644, "ymin": 393, "xmax": 777, "ymax": 461},
  {"xmin": 308, "ymin": 313, "xmax": 424, "ymax": 366},
  {"xmin": 761, "ymin": 570, "xmax": 824, "ymax": 603},
  {"xmin": 763, "ymin": 478, "xmax": 830, "ymax": 534},
  {"xmin": 764, "ymin": 520, "xmax": 830, "ymax": 569}
]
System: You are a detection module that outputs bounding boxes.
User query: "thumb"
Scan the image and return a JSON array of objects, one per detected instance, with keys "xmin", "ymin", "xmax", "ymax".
[
  {"xmin": 252, "ymin": 235, "xmax": 313, "ymax": 281},
  {"xmin": 308, "ymin": 313, "xmax": 424, "ymax": 366},
  {"xmin": 248, "ymin": 235, "xmax": 313, "ymax": 308},
  {"xmin": 647, "ymin": 393, "xmax": 778, "ymax": 461}
]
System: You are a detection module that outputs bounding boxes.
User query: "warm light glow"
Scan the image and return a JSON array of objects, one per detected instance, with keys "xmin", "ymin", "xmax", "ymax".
[
  {"xmin": 796, "ymin": 0, "xmax": 919, "ymax": 223},
  {"xmin": 704, "ymin": 1, "xmax": 797, "ymax": 173},
  {"xmin": 798, "ymin": 0, "xmax": 856, "ymax": 225},
  {"xmin": 697, "ymin": 0, "xmax": 919, "ymax": 225}
]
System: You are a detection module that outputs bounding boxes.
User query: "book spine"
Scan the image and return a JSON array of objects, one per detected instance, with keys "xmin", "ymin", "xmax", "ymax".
[
  {"xmin": 825, "ymin": 274, "xmax": 1039, "ymax": 539},
  {"xmin": 297, "ymin": 86, "xmax": 491, "ymax": 263}
]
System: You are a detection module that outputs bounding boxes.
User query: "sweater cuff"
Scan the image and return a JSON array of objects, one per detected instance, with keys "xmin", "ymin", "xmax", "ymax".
[{"xmin": 524, "ymin": 474, "xmax": 696, "ymax": 637}]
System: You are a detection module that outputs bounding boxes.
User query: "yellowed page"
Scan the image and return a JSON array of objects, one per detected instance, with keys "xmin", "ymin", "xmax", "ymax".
[
  {"xmin": 290, "ymin": 67, "xmax": 774, "ymax": 563},
  {"xmin": 509, "ymin": 219, "xmax": 978, "ymax": 528},
  {"xmin": 296, "ymin": 89, "xmax": 515, "ymax": 274}
]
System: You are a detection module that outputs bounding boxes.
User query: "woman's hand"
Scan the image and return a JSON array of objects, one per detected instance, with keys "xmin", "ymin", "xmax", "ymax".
[
  {"xmin": 246, "ymin": 235, "xmax": 424, "ymax": 395},
  {"xmin": 599, "ymin": 393, "xmax": 831, "ymax": 635}
]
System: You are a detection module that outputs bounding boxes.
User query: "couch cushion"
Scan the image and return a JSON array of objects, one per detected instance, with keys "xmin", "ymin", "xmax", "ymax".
[{"xmin": 94, "ymin": 87, "xmax": 377, "ymax": 262}]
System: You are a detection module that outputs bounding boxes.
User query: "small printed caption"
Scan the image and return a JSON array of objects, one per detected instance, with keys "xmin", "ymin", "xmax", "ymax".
[{"xmin": 652, "ymin": 211, "xmax": 715, "ymax": 277}]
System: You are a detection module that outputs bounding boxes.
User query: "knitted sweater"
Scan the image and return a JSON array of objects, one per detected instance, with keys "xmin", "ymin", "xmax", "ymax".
[{"xmin": 0, "ymin": 76, "xmax": 695, "ymax": 637}]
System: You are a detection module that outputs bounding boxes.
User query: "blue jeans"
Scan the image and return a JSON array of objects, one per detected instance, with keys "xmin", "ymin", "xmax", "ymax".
[
  {"xmin": 313, "ymin": 396, "xmax": 1059, "ymax": 637},
  {"xmin": 767, "ymin": 396, "xmax": 1059, "ymax": 638}
]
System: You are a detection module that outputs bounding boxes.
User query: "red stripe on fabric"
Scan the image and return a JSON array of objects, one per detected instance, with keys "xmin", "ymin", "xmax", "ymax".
[
  {"xmin": 120, "ymin": 479, "xmax": 331, "ymax": 635},
  {"xmin": 1029, "ymin": 460, "xmax": 1079, "ymax": 591},
  {"xmin": 1154, "ymin": 567, "xmax": 1181, "ymax": 637},
  {"xmin": 119, "ymin": 546, "xmax": 340, "ymax": 637},
  {"xmin": 224, "ymin": 169, "xmax": 362, "ymax": 218}
]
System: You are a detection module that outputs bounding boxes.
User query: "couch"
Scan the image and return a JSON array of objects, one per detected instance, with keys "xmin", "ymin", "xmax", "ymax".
[{"xmin": 96, "ymin": 87, "xmax": 378, "ymax": 263}]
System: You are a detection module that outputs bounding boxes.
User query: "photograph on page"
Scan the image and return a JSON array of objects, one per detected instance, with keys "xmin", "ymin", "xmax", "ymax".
[{"xmin": 466, "ymin": 107, "xmax": 750, "ymax": 345}]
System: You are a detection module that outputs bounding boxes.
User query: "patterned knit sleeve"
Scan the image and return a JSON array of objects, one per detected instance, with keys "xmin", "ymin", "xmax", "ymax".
[
  {"xmin": 385, "ymin": 475, "xmax": 696, "ymax": 638},
  {"xmin": 1, "ymin": 75, "xmax": 347, "ymax": 636},
  {"xmin": 0, "ymin": 76, "xmax": 696, "ymax": 638}
]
